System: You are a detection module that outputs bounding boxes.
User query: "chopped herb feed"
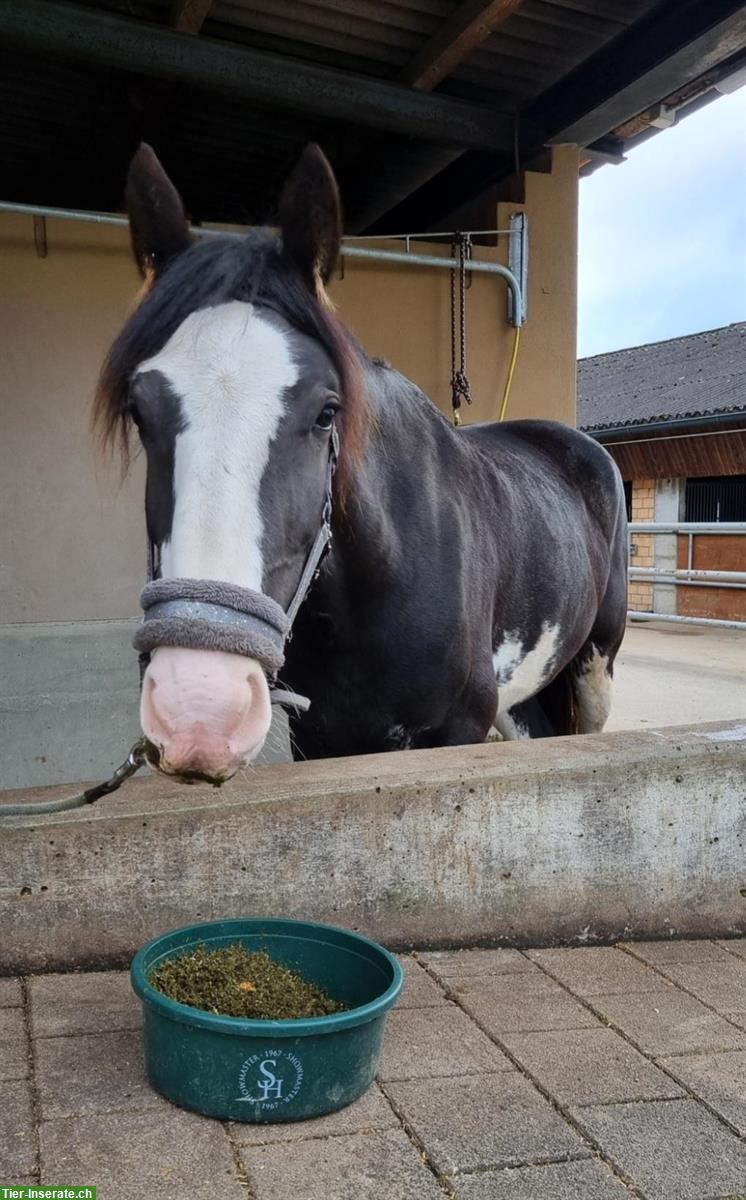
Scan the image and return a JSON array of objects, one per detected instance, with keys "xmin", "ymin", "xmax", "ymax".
[{"xmin": 149, "ymin": 943, "xmax": 346, "ymax": 1020}]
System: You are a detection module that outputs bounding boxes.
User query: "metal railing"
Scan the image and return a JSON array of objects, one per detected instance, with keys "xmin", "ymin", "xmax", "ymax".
[{"xmin": 627, "ymin": 522, "xmax": 746, "ymax": 630}]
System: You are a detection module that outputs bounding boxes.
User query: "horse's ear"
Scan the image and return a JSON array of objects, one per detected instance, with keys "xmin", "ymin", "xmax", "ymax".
[
  {"xmin": 279, "ymin": 144, "xmax": 342, "ymax": 291},
  {"xmin": 125, "ymin": 143, "xmax": 191, "ymax": 278}
]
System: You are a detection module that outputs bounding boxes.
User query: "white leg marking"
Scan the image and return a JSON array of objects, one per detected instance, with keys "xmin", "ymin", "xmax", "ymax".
[
  {"xmin": 494, "ymin": 712, "xmax": 531, "ymax": 741},
  {"xmin": 137, "ymin": 301, "xmax": 298, "ymax": 589},
  {"xmin": 574, "ymin": 646, "xmax": 612, "ymax": 733}
]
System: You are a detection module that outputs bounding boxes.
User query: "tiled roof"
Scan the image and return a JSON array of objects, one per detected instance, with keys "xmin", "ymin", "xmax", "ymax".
[{"xmin": 577, "ymin": 322, "xmax": 746, "ymax": 432}]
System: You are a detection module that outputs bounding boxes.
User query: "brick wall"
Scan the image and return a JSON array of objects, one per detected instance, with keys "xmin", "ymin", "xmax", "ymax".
[{"xmin": 628, "ymin": 477, "xmax": 654, "ymax": 611}]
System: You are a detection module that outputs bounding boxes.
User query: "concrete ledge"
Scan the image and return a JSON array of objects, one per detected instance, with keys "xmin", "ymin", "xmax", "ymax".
[{"xmin": 1, "ymin": 722, "xmax": 745, "ymax": 972}]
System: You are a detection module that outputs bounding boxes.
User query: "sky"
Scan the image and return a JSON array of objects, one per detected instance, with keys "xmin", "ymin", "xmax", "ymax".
[{"xmin": 577, "ymin": 86, "xmax": 746, "ymax": 359}]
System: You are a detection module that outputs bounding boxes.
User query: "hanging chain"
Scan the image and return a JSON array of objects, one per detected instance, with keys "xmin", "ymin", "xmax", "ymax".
[{"xmin": 450, "ymin": 233, "xmax": 472, "ymax": 426}]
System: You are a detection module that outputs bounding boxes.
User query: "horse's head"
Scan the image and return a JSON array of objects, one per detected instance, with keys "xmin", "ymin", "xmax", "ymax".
[{"xmin": 96, "ymin": 144, "xmax": 365, "ymax": 784}]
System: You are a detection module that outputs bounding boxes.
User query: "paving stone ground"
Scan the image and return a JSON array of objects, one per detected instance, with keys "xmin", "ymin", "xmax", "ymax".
[{"xmin": 2, "ymin": 940, "xmax": 746, "ymax": 1199}]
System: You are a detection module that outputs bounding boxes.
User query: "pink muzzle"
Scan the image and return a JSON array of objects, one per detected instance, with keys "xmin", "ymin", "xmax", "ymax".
[
  {"xmin": 133, "ymin": 578, "xmax": 294, "ymax": 783},
  {"xmin": 140, "ymin": 647, "xmax": 272, "ymax": 781}
]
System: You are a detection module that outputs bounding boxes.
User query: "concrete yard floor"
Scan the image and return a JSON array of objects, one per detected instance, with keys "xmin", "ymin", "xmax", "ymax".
[
  {"xmin": 3, "ymin": 940, "xmax": 746, "ymax": 1199},
  {"xmin": 607, "ymin": 621, "xmax": 745, "ymax": 732}
]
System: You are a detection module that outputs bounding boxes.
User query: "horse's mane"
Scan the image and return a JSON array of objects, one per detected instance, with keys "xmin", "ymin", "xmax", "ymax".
[{"xmin": 93, "ymin": 229, "xmax": 368, "ymax": 504}]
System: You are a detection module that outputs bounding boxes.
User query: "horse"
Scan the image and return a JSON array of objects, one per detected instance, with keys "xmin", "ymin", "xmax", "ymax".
[{"xmin": 95, "ymin": 142, "xmax": 628, "ymax": 783}]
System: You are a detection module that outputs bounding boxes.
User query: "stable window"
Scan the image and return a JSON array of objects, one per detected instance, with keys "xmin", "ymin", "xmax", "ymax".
[{"xmin": 684, "ymin": 475, "xmax": 746, "ymax": 522}]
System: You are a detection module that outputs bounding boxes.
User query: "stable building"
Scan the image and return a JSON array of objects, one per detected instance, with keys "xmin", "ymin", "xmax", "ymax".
[
  {"xmin": 2, "ymin": 1, "xmax": 746, "ymax": 788},
  {"xmin": 579, "ymin": 323, "xmax": 746, "ymax": 622}
]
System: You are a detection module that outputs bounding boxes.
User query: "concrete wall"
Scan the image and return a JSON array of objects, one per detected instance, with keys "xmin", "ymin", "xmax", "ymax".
[
  {"xmin": 0, "ymin": 620, "xmax": 289, "ymax": 791},
  {"xmin": 0, "ymin": 621, "xmax": 140, "ymax": 791},
  {"xmin": 1, "ymin": 721, "xmax": 743, "ymax": 972}
]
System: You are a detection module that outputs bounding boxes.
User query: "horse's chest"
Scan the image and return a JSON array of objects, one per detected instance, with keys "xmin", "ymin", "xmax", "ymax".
[{"xmin": 492, "ymin": 624, "xmax": 560, "ymax": 711}]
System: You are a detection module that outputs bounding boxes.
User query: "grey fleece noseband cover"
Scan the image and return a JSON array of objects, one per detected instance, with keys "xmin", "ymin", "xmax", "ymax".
[{"xmin": 134, "ymin": 578, "xmax": 291, "ymax": 674}]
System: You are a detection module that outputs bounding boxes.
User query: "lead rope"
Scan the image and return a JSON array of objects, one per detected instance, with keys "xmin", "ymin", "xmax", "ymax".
[
  {"xmin": 450, "ymin": 232, "xmax": 472, "ymax": 427},
  {"xmin": 0, "ymin": 742, "xmax": 148, "ymax": 817}
]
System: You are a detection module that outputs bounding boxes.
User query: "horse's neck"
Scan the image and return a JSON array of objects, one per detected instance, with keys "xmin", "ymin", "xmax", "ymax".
[{"xmin": 328, "ymin": 359, "xmax": 475, "ymax": 600}]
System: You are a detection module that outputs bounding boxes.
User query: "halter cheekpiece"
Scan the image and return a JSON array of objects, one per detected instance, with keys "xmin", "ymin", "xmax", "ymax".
[{"xmin": 133, "ymin": 424, "xmax": 339, "ymax": 712}]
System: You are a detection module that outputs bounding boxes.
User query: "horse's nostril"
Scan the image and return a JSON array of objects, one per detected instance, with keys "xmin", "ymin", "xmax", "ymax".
[
  {"xmin": 173, "ymin": 768, "xmax": 227, "ymax": 787},
  {"xmin": 142, "ymin": 671, "xmax": 176, "ymax": 738},
  {"xmin": 143, "ymin": 738, "xmax": 162, "ymax": 769}
]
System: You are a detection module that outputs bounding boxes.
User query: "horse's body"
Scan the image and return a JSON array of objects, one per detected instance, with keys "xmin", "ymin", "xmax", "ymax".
[
  {"xmin": 287, "ymin": 359, "xmax": 627, "ymax": 758},
  {"xmin": 97, "ymin": 143, "xmax": 627, "ymax": 783}
]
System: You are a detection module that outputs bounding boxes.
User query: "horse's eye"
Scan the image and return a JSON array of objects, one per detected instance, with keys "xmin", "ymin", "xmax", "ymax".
[{"xmin": 315, "ymin": 402, "xmax": 338, "ymax": 431}]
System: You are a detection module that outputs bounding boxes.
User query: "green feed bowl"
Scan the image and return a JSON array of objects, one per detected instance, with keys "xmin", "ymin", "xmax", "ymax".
[{"xmin": 130, "ymin": 918, "xmax": 403, "ymax": 1122}]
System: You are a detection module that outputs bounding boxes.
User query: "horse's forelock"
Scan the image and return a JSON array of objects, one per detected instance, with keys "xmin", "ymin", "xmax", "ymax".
[
  {"xmin": 298, "ymin": 292, "xmax": 368, "ymax": 511},
  {"xmin": 92, "ymin": 232, "xmax": 369, "ymax": 500},
  {"xmin": 93, "ymin": 332, "xmax": 133, "ymax": 471}
]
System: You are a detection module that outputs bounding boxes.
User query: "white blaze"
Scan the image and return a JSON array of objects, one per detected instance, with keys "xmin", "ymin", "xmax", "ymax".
[{"xmin": 137, "ymin": 300, "xmax": 298, "ymax": 588}]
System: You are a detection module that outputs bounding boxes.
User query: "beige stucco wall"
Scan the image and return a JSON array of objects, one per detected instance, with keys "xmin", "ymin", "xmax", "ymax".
[
  {"xmin": 0, "ymin": 147, "xmax": 578, "ymax": 624},
  {"xmin": 1, "ymin": 218, "xmax": 147, "ymax": 625},
  {"xmin": 334, "ymin": 145, "xmax": 579, "ymax": 426}
]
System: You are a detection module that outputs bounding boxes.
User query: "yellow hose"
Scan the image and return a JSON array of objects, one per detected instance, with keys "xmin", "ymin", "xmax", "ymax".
[{"xmin": 498, "ymin": 324, "xmax": 521, "ymax": 422}]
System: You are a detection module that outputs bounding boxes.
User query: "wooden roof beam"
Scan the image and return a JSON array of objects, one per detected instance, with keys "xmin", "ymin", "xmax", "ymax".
[
  {"xmin": 400, "ymin": 0, "xmax": 524, "ymax": 91},
  {"xmin": 171, "ymin": 0, "xmax": 213, "ymax": 36},
  {"xmin": 0, "ymin": 0, "xmax": 533, "ymax": 155},
  {"xmin": 344, "ymin": 2, "xmax": 523, "ymax": 230}
]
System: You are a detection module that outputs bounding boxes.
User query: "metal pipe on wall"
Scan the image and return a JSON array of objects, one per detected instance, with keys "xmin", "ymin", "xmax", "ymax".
[
  {"xmin": 341, "ymin": 244, "xmax": 524, "ymax": 326},
  {"xmin": 0, "ymin": 200, "xmax": 526, "ymax": 327}
]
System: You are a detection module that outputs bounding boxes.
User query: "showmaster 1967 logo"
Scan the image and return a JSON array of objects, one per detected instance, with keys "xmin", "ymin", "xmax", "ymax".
[{"xmin": 235, "ymin": 1050, "xmax": 304, "ymax": 1109}]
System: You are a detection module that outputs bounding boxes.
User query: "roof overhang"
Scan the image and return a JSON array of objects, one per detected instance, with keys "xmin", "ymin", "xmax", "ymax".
[
  {"xmin": 584, "ymin": 411, "xmax": 746, "ymax": 443},
  {"xmin": 1, "ymin": 0, "xmax": 745, "ymax": 231}
]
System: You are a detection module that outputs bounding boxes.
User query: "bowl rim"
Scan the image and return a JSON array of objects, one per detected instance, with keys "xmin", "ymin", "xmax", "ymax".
[{"xmin": 130, "ymin": 917, "xmax": 404, "ymax": 1037}]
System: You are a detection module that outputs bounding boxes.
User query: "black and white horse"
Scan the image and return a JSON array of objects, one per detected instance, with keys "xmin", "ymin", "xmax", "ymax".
[{"xmin": 96, "ymin": 144, "xmax": 627, "ymax": 783}]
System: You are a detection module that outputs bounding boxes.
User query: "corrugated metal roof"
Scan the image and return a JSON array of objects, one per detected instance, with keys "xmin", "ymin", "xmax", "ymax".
[{"xmin": 578, "ymin": 323, "xmax": 746, "ymax": 432}]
